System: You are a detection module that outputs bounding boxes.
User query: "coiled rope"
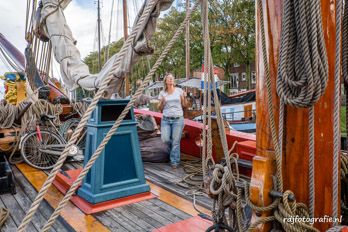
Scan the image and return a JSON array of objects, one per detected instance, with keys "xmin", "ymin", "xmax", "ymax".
[
  {"xmin": 0, "ymin": 101, "xmax": 20, "ymax": 129},
  {"xmin": 243, "ymin": 0, "xmax": 328, "ymax": 230},
  {"xmin": 20, "ymin": 99, "xmax": 62, "ymax": 132},
  {"xmin": 276, "ymin": 0, "xmax": 329, "ymax": 218},
  {"xmin": 200, "ymin": 0, "xmax": 249, "ymax": 230}
]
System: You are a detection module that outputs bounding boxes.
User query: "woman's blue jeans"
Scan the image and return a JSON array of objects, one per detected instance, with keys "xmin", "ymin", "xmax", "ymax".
[{"xmin": 161, "ymin": 116, "xmax": 184, "ymax": 166}]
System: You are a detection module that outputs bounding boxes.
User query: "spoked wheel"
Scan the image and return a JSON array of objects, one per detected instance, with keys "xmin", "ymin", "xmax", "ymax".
[
  {"xmin": 59, "ymin": 118, "xmax": 86, "ymax": 150},
  {"xmin": 20, "ymin": 129, "xmax": 65, "ymax": 170}
]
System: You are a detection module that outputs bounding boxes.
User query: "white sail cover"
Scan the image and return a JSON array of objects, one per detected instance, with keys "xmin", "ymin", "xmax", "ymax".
[{"xmin": 39, "ymin": 0, "xmax": 173, "ymax": 97}]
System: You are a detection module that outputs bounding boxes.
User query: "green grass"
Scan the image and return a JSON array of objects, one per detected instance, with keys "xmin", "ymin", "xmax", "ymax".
[{"xmin": 342, "ymin": 106, "xmax": 346, "ymax": 137}]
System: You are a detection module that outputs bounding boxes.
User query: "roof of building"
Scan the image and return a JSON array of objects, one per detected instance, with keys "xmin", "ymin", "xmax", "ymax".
[
  {"xmin": 146, "ymin": 78, "xmax": 186, "ymax": 90},
  {"xmin": 177, "ymin": 78, "xmax": 228, "ymax": 89}
]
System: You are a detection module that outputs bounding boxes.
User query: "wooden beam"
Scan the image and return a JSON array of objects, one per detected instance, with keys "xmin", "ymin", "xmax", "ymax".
[
  {"xmin": 123, "ymin": 0, "xmax": 130, "ymax": 97},
  {"xmin": 185, "ymin": 0, "xmax": 190, "ymax": 80},
  {"xmin": 251, "ymin": 0, "xmax": 339, "ymax": 231}
]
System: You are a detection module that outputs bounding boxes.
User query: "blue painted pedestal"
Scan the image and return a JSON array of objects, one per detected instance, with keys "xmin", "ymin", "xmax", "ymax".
[{"xmin": 77, "ymin": 99, "xmax": 150, "ymax": 204}]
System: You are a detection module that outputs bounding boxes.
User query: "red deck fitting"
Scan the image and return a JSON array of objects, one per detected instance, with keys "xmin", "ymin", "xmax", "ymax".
[
  {"xmin": 153, "ymin": 216, "xmax": 213, "ymax": 232},
  {"xmin": 53, "ymin": 168, "xmax": 154, "ymax": 214}
]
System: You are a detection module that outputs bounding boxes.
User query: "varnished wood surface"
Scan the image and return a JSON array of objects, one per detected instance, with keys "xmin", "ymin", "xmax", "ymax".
[
  {"xmin": 13, "ymin": 161, "xmax": 193, "ymax": 232},
  {"xmin": 16, "ymin": 163, "xmax": 109, "ymax": 232},
  {"xmin": 63, "ymin": 159, "xmax": 214, "ymax": 214},
  {"xmin": 255, "ymin": 0, "xmax": 339, "ymax": 231},
  {"xmin": 0, "ymin": 166, "xmax": 73, "ymax": 232}
]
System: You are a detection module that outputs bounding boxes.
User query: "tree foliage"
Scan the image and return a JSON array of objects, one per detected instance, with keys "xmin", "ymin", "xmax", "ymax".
[{"xmin": 83, "ymin": 0, "xmax": 255, "ymax": 89}]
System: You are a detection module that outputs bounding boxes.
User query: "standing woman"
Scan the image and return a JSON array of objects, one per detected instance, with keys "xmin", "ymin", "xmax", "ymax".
[{"xmin": 158, "ymin": 73, "xmax": 187, "ymax": 168}]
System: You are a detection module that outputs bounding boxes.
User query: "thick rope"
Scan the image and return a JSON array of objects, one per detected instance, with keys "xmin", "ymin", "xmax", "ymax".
[
  {"xmin": 257, "ymin": 0, "xmax": 283, "ymax": 193},
  {"xmin": 40, "ymin": 2, "xmax": 201, "ymax": 231},
  {"xmin": 344, "ymin": 0, "xmax": 348, "ymax": 150},
  {"xmin": 0, "ymin": 102, "xmax": 19, "ymax": 128},
  {"xmin": 342, "ymin": 153, "xmax": 348, "ymax": 216},
  {"xmin": 245, "ymin": 0, "xmax": 324, "ymax": 231},
  {"xmin": 0, "ymin": 207, "xmax": 9, "ymax": 228},
  {"xmin": 201, "ymin": 1, "xmax": 246, "ymax": 230},
  {"xmin": 20, "ymin": 99, "xmax": 62, "ymax": 132},
  {"xmin": 276, "ymin": 0, "xmax": 328, "ymax": 218},
  {"xmin": 333, "ymin": 0, "xmax": 343, "ymax": 225},
  {"xmin": 17, "ymin": 1, "xmax": 162, "ymax": 231},
  {"xmin": 276, "ymin": 1, "xmax": 328, "ymax": 108}
]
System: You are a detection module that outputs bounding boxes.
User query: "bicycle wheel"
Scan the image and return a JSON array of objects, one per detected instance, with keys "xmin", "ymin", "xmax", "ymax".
[
  {"xmin": 20, "ymin": 129, "xmax": 65, "ymax": 170},
  {"xmin": 59, "ymin": 118, "xmax": 86, "ymax": 150}
]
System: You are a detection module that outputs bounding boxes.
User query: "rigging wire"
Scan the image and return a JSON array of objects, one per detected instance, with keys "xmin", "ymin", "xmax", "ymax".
[{"xmin": 105, "ymin": 0, "xmax": 115, "ymax": 60}]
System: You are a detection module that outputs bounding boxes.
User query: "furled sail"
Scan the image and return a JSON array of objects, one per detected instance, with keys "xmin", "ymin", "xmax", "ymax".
[{"xmin": 39, "ymin": 0, "xmax": 173, "ymax": 97}]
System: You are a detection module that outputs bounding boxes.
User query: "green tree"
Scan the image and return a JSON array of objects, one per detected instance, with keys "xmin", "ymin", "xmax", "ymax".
[{"xmin": 83, "ymin": 0, "xmax": 255, "ymax": 90}]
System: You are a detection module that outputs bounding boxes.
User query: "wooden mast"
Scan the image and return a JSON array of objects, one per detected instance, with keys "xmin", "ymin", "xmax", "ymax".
[
  {"xmin": 251, "ymin": 0, "xmax": 340, "ymax": 231},
  {"xmin": 97, "ymin": 0, "xmax": 102, "ymax": 71},
  {"xmin": 185, "ymin": 0, "xmax": 190, "ymax": 80},
  {"xmin": 123, "ymin": 0, "xmax": 130, "ymax": 96}
]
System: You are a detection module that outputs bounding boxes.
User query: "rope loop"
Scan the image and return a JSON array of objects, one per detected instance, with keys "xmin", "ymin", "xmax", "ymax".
[{"xmin": 276, "ymin": 0, "xmax": 328, "ymax": 108}]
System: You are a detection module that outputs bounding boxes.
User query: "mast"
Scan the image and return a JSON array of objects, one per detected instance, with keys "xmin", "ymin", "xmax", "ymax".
[
  {"xmin": 185, "ymin": 0, "xmax": 190, "ymax": 80},
  {"xmin": 123, "ymin": 0, "xmax": 130, "ymax": 96},
  {"xmin": 97, "ymin": 0, "xmax": 102, "ymax": 71},
  {"xmin": 252, "ymin": 0, "xmax": 339, "ymax": 231},
  {"xmin": 123, "ymin": 0, "xmax": 129, "ymax": 40}
]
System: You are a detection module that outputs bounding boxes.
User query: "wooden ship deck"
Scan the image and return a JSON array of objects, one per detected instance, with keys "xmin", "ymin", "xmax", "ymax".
[{"xmin": 0, "ymin": 157, "xmax": 217, "ymax": 232}]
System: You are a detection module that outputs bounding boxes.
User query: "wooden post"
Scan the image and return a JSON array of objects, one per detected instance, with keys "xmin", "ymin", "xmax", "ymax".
[
  {"xmin": 185, "ymin": 0, "xmax": 190, "ymax": 80},
  {"xmin": 123, "ymin": 0, "xmax": 130, "ymax": 96},
  {"xmin": 251, "ymin": 0, "xmax": 340, "ymax": 231}
]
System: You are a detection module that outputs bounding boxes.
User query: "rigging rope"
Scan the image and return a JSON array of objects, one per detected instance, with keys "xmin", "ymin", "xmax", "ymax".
[
  {"xmin": 276, "ymin": 0, "xmax": 329, "ymax": 218},
  {"xmin": 0, "ymin": 207, "xmax": 9, "ymax": 228},
  {"xmin": 239, "ymin": 0, "xmax": 328, "ymax": 230},
  {"xmin": 0, "ymin": 102, "xmax": 20, "ymax": 129},
  {"xmin": 333, "ymin": 0, "xmax": 343, "ymax": 225},
  {"xmin": 200, "ymin": 1, "xmax": 247, "ymax": 230},
  {"xmin": 17, "ymin": 1, "xmax": 200, "ymax": 231},
  {"xmin": 18, "ymin": 0, "xmax": 162, "ymax": 228},
  {"xmin": 40, "ymin": 3, "xmax": 200, "ymax": 231}
]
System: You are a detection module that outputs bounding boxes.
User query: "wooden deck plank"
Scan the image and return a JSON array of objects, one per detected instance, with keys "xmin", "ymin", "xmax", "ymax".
[
  {"xmin": 146, "ymin": 197, "xmax": 197, "ymax": 220},
  {"xmin": 104, "ymin": 207, "xmax": 154, "ymax": 231},
  {"xmin": 114, "ymin": 205, "xmax": 158, "ymax": 231},
  {"xmin": 124, "ymin": 204, "xmax": 169, "ymax": 228},
  {"xmin": 137, "ymin": 199, "xmax": 187, "ymax": 223},
  {"xmin": 145, "ymin": 171, "xmax": 212, "ymax": 211},
  {"xmin": 0, "ymin": 192, "xmax": 38, "ymax": 232},
  {"xmin": 10, "ymin": 173, "xmax": 57, "ymax": 232},
  {"xmin": 92, "ymin": 211, "xmax": 128, "ymax": 232},
  {"xmin": 16, "ymin": 163, "xmax": 109, "ymax": 232},
  {"xmin": 143, "ymin": 162, "xmax": 212, "ymax": 209},
  {"xmin": 103, "ymin": 210, "xmax": 144, "ymax": 232},
  {"xmin": 11, "ymin": 166, "xmax": 72, "ymax": 232}
]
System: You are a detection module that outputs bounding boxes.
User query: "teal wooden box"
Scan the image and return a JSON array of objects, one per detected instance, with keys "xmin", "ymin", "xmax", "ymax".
[{"xmin": 77, "ymin": 99, "xmax": 150, "ymax": 204}]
